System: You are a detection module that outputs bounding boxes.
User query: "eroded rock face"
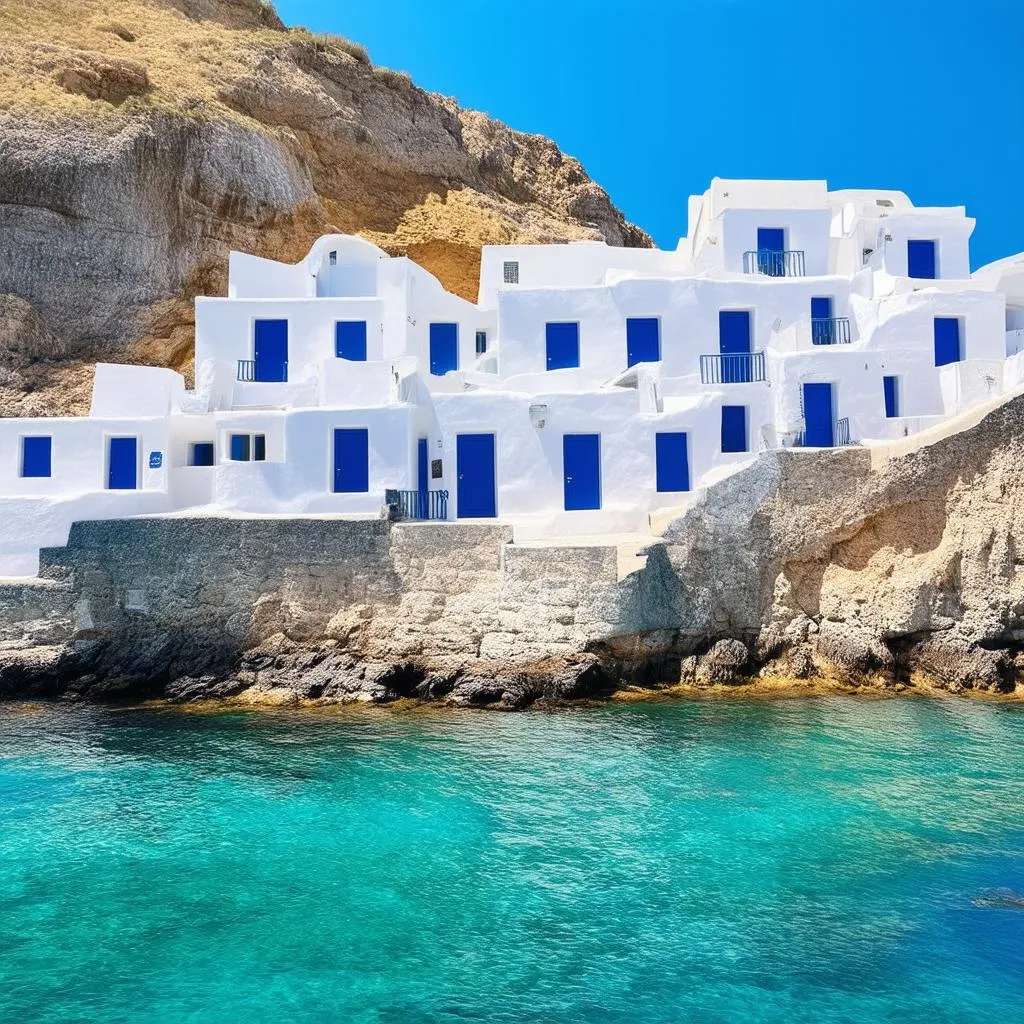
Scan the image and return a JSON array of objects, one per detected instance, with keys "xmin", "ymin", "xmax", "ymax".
[{"xmin": 0, "ymin": 0, "xmax": 650, "ymax": 415}]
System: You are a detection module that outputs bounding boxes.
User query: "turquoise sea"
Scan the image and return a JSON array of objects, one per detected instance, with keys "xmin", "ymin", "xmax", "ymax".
[{"xmin": 2, "ymin": 697, "xmax": 1023, "ymax": 1023}]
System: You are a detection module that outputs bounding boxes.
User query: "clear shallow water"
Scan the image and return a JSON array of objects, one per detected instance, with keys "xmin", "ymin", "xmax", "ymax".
[{"xmin": 1, "ymin": 698, "xmax": 1023, "ymax": 1024}]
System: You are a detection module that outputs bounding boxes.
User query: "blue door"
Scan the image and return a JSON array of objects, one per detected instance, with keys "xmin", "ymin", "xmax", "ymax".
[
  {"xmin": 429, "ymin": 323, "xmax": 458, "ymax": 376},
  {"xmin": 934, "ymin": 317, "xmax": 961, "ymax": 366},
  {"xmin": 456, "ymin": 433, "xmax": 496, "ymax": 518},
  {"xmin": 719, "ymin": 310, "xmax": 752, "ymax": 383},
  {"xmin": 908, "ymin": 240, "xmax": 937, "ymax": 279},
  {"xmin": 811, "ymin": 296, "xmax": 833, "ymax": 344},
  {"xmin": 757, "ymin": 227, "xmax": 785, "ymax": 275},
  {"xmin": 626, "ymin": 317, "xmax": 660, "ymax": 366},
  {"xmin": 546, "ymin": 322, "xmax": 580, "ymax": 370},
  {"xmin": 417, "ymin": 438, "xmax": 429, "ymax": 518},
  {"xmin": 254, "ymin": 319, "xmax": 288, "ymax": 382},
  {"xmin": 563, "ymin": 434, "xmax": 601, "ymax": 510},
  {"xmin": 336, "ymin": 321, "xmax": 367, "ymax": 361},
  {"xmin": 333, "ymin": 428, "xmax": 369, "ymax": 493},
  {"xmin": 883, "ymin": 375, "xmax": 899, "ymax": 418},
  {"xmin": 108, "ymin": 437, "xmax": 138, "ymax": 490},
  {"xmin": 655, "ymin": 432, "xmax": 690, "ymax": 492},
  {"xmin": 721, "ymin": 405, "xmax": 747, "ymax": 453},
  {"xmin": 802, "ymin": 383, "xmax": 835, "ymax": 448}
]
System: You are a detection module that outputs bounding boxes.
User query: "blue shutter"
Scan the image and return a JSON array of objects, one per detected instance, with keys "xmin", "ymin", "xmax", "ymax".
[
  {"xmin": 883, "ymin": 376, "xmax": 899, "ymax": 418},
  {"xmin": 191, "ymin": 442, "xmax": 215, "ymax": 466},
  {"xmin": 21, "ymin": 436, "xmax": 51, "ymax": 478},
  {"xmin": 626, "ymin": 318, "xmax": 660, "ymax": 366},
  {"xmin": 934, "ymin": 318, "xmax": 961, "ymax": 366},
  {"xmin": 229, "ymin": 434, "xmax": 250, "ymax": 461},
  {"xmin": 655, "ymin": 432, "xmax": 690, "ymax": 492},
  {"xmin": 721, "ymin": 406, "xmax": 748, "ymax": 453},
  {"xmin": 335, "ymin": 321, "xmax": 368, "ymax": 361},
  {"xmin": 908, "ymin": 240, "xmax": 937, "ymax": 279},
  {"xmin": 545, "ymin": 322, "xmax": 580, "ymax": 370}
]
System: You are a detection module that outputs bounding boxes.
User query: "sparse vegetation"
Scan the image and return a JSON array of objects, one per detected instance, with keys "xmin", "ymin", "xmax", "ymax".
[{"xmin": 373, "ymin": 66, "xmax": 414, "ymax": 90}]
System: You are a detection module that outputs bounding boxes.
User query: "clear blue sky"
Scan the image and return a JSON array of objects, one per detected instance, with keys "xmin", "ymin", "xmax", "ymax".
[{"xmin": 276, "ymin": 0, "xmax": 1023, "ymax": 268}]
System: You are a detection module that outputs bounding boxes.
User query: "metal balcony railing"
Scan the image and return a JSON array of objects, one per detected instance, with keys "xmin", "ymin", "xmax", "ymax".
[
  {"xmin": 742, "ymin": 249, "xmax": 806, "ymax": 277},
  {"xmin": 237, "ymin": 359, "xmax": 289, "ymax": 382},
  {"xmin": 786, "ymin": 417, "xmax": 853, "ymax": 449},
  {"xmin": 386, "ymin": 489, "xmax": 449, "ymax": 521},
  {"xmin": 699, "ymin": 351, "xmax": 767, "ymax": 384},
  {"xmin": 811, "ymin": 317, "xmax": 852, "ymax": 346}
]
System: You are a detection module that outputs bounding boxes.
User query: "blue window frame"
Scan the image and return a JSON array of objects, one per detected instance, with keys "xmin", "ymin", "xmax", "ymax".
[
  {"xmin": 335, "ymin": 321, "xmax": 368, "ymax": 361},
  {"xmin": 190, "ymin": 442, "xmax": 215, "ymax": 467},
  {"xmin": 721, "ymin": 405, "xmax": 748, "ymax": 453},
  {"xmin": 883, "ymin": 376, "xmax": 899, "ymax": 418},
  {"xmin": 908, "ymin": 240, "xmax": 937, "ymax": 279},
  {"xmin": 626, "ymin": 317, "xmax": 660, "ymax": 366},
  {"xmin": 546, "ymin": 322, "xmax": 580, "ymax": 370},
  {"xmin": 21, "ymin": 436, "xmax": 51, "ymax": 478},
  {"xmin": 655, "ymin": 432, "xmax": 690, "ymax": 492},
  {"xmin": 934, "ymin": 317, "xmax": 962, "ymax": 367},
  {"xmin": 230, "ymin": 434, "xmax": 250, "ymax": 462}
]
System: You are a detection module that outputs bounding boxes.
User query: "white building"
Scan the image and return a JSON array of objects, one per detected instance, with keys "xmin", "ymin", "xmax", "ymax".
[{"xmin": 3, "ymin": 177, "xmax": 1024, "ymax": 577}]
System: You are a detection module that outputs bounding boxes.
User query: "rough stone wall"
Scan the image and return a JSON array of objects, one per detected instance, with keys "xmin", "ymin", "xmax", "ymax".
[{"xmin": 4, "ymin": 392, "xmax": 1024, "ymax": 703}]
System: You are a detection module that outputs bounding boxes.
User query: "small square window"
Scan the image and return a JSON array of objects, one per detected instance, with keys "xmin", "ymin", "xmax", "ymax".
[
  {"xmin": 230, "ymin": 434, "xmax": 251, "ymax": 462},
  {"xmin": 503, "ymin": 260, "xmax": 519, "ymax": 284},
  {"xmin": 190, "ymin": 442, "xmax": 215, "ymax": 467},
  {"xmin": 21, "ymin": 436, "xmax": 52, "ymax": 478},
  {"xmin": 475, "ymin": 330, "xmax": 488, "ymax": 355}
]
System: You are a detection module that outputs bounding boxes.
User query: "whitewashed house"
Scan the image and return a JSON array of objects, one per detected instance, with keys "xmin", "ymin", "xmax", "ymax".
[{"xmin": 2, "ymin": 178, "xmax": 1024, "ymax": 576}]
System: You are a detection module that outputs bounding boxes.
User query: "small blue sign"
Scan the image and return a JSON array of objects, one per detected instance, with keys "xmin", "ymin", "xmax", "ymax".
[{"xmin": 148, "ymin": 451, "xmax": 163, "ymax": 469}]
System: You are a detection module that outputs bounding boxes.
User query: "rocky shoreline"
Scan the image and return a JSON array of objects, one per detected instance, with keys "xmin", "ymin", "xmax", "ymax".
[{"xmin": 5, "ymin": 391, "xmax": 1024, "ymax": 710}]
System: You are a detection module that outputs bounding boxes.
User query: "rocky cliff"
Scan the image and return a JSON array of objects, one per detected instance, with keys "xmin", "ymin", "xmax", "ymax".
[
  {"xmin": 2, "ymin": 391, "xmax": 1024, "ymax": 706},
  {"xmin": 0, "ymin": 0, "xmax": 649, "ymax": 416}
]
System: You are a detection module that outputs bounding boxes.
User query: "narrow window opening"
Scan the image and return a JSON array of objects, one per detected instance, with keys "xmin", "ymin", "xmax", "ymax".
[
  {"xmin": 475, "ymin": 330, "xmax": 488, "ymax": 355},
  {"xmin": 503, "ymin": 260, "xmax": 519, "ymax": 284},
  {"xmin": 328, "ymin": 250, "xmax": 338, "ymax": 266},
  {"xmin": 21, "ymin": 436, "xmax": 52, "ymax": 478}
]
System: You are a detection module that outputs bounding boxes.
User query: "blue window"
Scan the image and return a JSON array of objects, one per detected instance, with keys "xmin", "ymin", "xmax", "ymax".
[
  {"xmin": 230, "ymin": 434, "xmax": 250, "ymax": 462},
  {"xmin": 883, "ymin": 376, "xmax": 900, "ymax": 418},
  {"xmin": 721, "ymin": 406, "xmax": 748, "ymax": 453},
  {"xmin": 934, "ymin": 317, "xmax": 962, "ymax": 367},
  {"xmin": 655, "ymin": 432, "xmax": 690, "ymax": 492},
  {"xmin": 333, "ymin": 428, "xmax": 370, "ymax": 493},
  {"xmin": 21, "ymin": 436, "xmax": 51, "ymax": 478},
  {"xmin": 253, "ymin": 435, "xmax": 266, "ymax": 462},
  {"xmin": 429, "ymin": 323, "xmax": 459, "ymax": 376},
  {"xmin": 546, "ymin": 322, "xmax": 580, "ymax": 370},
  {"xmin": 626, "ymin": 317, "xmax": 660, "ymax": 366},
  {"xmin": 253, "ymin": 319, "xmax": 288, "ymax": 382},
  {"xmin": 190, "ymin": 442, "xmax": 215, "ymax": 467},
  {"xmin": 908, "ymin": 240, "xmax": 937, "ymax": 280},
  {"xmin": 475, "ymin": 330, "xmax": 488, "ymax": 355},
  {"xmin": 335, "ymin": 321, "xmax": 367, "ymax": 361}
]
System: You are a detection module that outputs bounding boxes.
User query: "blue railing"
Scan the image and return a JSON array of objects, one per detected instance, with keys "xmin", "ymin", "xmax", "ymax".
[
  {"xmin": 237, "ymin": 359, "xmax": 288, "ymax": 382},
  {"xmin": 811, "ymin": 317, "xmax": 852, "ymax": 346},
  {"xmin": 788, "ymin": 417, "xmax": 853, "ymax": 448},
  {"xmin": 699, "ymin": 351, "xmax": 767, "ymax": 384},
  {"xmin": 742, "ymin": 249, "xmax": 806, "ymax": 277},
  {"xmin": 386, "ymin": 489, "xmax": 449, "ymax": 521}
]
